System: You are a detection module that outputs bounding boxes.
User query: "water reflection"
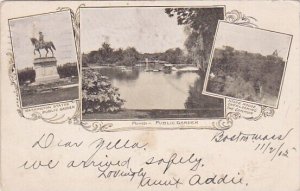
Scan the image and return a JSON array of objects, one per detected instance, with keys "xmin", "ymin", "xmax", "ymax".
[
  {"xmin": 96, "ymin": 66, "xmax": 199, "ymax": 109},
  {"xmin": 98, "ymin": 67, "xmax": 140, "ymax": 81}
]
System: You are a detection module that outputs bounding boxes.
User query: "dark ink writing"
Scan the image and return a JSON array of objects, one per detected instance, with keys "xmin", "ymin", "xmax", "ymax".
[
  {"xmin": 19, "ymin": 159, "xmax": 59, "ymax": 170},
  {"xmin": 145, "ymin": 153, "xmax": 204, "ymax": 173}
]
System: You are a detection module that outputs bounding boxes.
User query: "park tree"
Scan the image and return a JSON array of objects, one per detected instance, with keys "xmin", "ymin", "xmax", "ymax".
[
  {"xmin": 165, "ymin": 8, "xmax": 224, "ymax": 71},
  {"xmin": 88, "ymin": 50, "xmax": 100, "ymax": 64},
  {"xmin": 162, "ymin": 48, "xmax": 185, "ymax": 65},
  {"xmin": 121, "ymin": 47, "xmax": 140, "ymax": 66},
  {"xmin": 99, "ymin": 42, "xmax": 114, "ymax": 64},
  {"xmin": 113, "ymin": 48, "xmax": 124, "ymax": 63}
]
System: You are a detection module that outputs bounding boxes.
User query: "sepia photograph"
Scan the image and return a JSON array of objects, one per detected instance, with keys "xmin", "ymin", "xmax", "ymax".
[
  {"xmin": 204, "ymin": 22, "xmax": 292, "ymax": 108},
  {"xmin": 9, "ymin": 11, "xmax": 79, "ymax": 107},
  {"xmin": 81, "ymin": 7, "xmax": 225, "ymax": 120}
]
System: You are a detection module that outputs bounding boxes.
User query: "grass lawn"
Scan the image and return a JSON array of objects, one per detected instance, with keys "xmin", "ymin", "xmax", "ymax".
[{"xmin": 21, "ymin": 86, "xmax": 78, "ymax": 107}]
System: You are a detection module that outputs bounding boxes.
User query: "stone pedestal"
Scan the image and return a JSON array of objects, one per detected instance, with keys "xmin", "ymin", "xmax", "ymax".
[{"xmin": 33, "ymin": 57, "xmax": 60, "ymax": 84}]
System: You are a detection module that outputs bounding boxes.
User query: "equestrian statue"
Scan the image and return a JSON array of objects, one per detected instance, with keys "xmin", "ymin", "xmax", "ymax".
[{"xmin": 30, "ymin": 32, "xmax": 56, "ymax": 57}]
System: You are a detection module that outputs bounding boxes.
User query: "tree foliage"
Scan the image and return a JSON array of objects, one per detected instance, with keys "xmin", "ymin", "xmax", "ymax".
[
  {"xmin": 18, "ymin": 62, "xmax": 78, "ymax": 85},
  {"xmin": 18, "ymin": 67, "xmax": 36, "ymax": 85},
  {"xmin": 82, "ymin": 43, "xmax": 140, "ymax": 66},
  {"xmin": 208, "ymin": 46, "xmax": 285, "ymax": 99},
  {"xmin": 165, "ymin": 8, "xmax": 224, "ymax": 70},
  {"xmin": 185, "ymin": 75, "xmax": 224, "ymax": 109},
  {"xmin": 82, "ymin": 69, "xmax": 125, "ymax": 114},
  {"xmin": 82, "ymin": 42, "xmax": 187, "ymax": 66},
  {"xmin": 57, "ymin": 62, "xmax": 78, "ymax": 78}
]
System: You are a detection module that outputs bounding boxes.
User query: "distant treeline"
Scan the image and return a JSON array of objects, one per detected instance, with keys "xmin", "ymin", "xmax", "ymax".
[
  {"xmin": 83, "ymin": 8, "xmax": 223, "ymax": 70},
  {"xmin": 18, "ymin": 62, "xmax": 78, "ymax": 85},
  {"xmin": 209, "ymin": 46, "xmax": 285, "ymax": 97},
  {"xmin": 82, "ymin": 42, "xmax": 187, "ymax": 67}
]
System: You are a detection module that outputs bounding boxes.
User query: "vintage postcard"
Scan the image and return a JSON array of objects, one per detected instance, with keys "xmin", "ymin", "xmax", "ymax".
[
  {"xmin": 1, "ymin": 1, "xmax": 299, "ymax": 191},
  {"xmin": 203, "ymin": 21, "xmax": 292, "ymax": 108}
]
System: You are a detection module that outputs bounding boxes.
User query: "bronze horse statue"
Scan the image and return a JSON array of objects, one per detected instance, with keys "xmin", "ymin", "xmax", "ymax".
[{"xmin": 30, "ymin": 38, "xmax": 56, "ymax": 57}]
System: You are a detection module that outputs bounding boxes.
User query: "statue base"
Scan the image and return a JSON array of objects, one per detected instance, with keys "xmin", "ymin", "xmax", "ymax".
[{"xmin": 33, "ymin": 57, "xmax": 60, "ymax": 84}]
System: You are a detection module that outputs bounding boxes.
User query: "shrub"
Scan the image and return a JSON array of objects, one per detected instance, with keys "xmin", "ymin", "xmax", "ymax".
[
  {"xmin": 18, "ymin": 67, "xmax": 36, "ymax": 85},
  {"xmin": 82, "ymin": 69, "xmax": 125, "ymax": 114},
  {"xmin": 57, "ymin": 62, "xmax": 78, "ymax": 78}
]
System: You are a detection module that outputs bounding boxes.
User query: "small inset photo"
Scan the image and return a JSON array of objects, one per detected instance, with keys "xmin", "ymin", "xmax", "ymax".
[
  {"xmin": 203, "ymin": 22, "xmax": 292, "ymax": 108},
  {"xmin": 9, "ymin": 11, "xmax": 79, "ymax": 107}
]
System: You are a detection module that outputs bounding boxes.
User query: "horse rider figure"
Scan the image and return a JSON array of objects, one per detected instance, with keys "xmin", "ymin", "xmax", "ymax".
[
  {"xmin": 30, "ymin": 32, "xmax": 56, "ymax": 57},
  {"xmin": 39, "ymin": 31, "xmax": 45, "ymax": 47}
]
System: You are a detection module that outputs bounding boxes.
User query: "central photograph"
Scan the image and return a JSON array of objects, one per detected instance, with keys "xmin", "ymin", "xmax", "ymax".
[{"xmin": 80, "ymin": 7, "xmax": 225, "ymax": 120}]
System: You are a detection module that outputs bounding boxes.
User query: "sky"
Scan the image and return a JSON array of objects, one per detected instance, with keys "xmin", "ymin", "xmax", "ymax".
[
  {"xmin": 80, "ymin": 8, "xmax": 186, "ymax": 54},
  {"xmin": 214, "ymin": 22, "xmax": 292, "ymax": 61},
  {"xmin": 9, "ymin": 11, "xmax": 78, "ymax": 70}
]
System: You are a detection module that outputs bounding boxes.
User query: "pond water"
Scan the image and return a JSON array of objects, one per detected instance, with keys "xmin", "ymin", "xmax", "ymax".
[{"xmin": 96, "ymin": 66, "xmax": 200, "ymax": 109}]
